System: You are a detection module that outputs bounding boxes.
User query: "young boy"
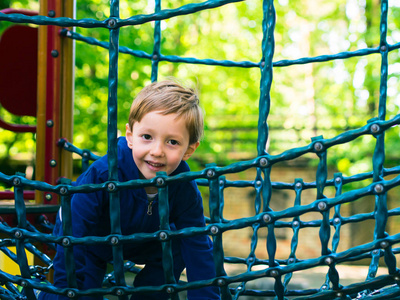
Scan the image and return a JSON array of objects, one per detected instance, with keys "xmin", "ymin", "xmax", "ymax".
[{"xmin": 38, "ymin": 80, "xmax": 220, "ymax": 300}]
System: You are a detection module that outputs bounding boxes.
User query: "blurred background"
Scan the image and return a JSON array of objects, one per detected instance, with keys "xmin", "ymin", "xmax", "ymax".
[{"xmin": 1, "ymin": 0, "xmax": 399, "ymax": 170}]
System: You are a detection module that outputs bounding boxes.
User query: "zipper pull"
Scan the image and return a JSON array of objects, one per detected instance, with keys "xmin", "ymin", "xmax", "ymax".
[{"xmin": 147, "ymin": 200, "xmax": 153, "ymax": 216}]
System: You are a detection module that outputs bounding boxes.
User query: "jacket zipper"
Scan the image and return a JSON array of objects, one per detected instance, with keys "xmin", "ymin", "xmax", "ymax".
[{"xmin": 147, "ymin": 199, "xmax": 154, "ymax": 215}]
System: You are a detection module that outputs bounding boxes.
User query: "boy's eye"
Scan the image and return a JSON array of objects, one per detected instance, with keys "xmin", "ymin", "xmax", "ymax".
[
  {"xmin": 168, "ymin": 139, "xmax": 179, "ymax": 146},
  {"xmin": 142, "ymin": 134, "xmax": 152, "ymax": 140}
]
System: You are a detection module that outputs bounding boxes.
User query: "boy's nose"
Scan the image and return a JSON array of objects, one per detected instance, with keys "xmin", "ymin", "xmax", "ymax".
[{"xmin": 150, "ymin": 142, "xmax": 164, "ymax": 157}]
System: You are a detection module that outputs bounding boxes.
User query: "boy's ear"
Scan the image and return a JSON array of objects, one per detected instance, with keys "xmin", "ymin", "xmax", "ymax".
[
  {"xmin": 125, "ymin": 123, "xmax": 133, "ymax": 149},
  {"xmin": 182, "ymin": 141, "xmax": 200, "ymax": 161}
]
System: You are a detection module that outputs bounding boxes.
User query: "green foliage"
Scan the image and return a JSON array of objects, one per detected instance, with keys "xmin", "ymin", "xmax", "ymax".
[{"xmin": 0, "ymin": 0, "xmax": 399, "ymax": 177}]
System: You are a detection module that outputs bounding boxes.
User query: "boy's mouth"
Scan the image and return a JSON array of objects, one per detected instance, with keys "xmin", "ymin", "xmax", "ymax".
[{"xmin": 145, "ymin": 161, "xmax": 165, "ymax": 168}]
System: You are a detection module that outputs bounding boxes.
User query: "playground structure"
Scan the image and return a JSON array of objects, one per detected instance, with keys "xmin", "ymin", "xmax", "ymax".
[
  {"xmin": 0, "ymin": 2, "xmax": 74, "ymax": 286},
  {"xmin": 0, "ymin": 0, "xmax": 400, "ymax": 299}
]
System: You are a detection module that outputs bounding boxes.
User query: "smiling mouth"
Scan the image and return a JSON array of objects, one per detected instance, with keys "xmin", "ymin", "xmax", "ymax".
[{"xmin": 146, "ymin": 161, "xmax": 165, "ymax": 168}]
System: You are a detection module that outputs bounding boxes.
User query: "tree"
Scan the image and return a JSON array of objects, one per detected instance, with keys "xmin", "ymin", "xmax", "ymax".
[{"xmin": 0, "ymin": 0, "xmax": 399, "ymax": 176}]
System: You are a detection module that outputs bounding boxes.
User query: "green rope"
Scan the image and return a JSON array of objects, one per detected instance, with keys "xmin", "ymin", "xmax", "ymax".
[{"xmin": 1, "ymin": 0, "xmax": 400, "ymax": 299}]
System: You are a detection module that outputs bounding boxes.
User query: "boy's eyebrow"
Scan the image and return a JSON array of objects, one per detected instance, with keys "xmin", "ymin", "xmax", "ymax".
[
  {"xmin": 165, "ymin": 131, "xmax": 185, "ymax": 140},
  {"xmin": 168, "ymin": 135, "xmax": 185, "ymax": 141}
]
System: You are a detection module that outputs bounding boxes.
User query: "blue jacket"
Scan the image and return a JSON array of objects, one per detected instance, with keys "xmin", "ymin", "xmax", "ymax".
[{"xmin": 50, "ymin": 136, "xmax": 220, "ymax": 299}]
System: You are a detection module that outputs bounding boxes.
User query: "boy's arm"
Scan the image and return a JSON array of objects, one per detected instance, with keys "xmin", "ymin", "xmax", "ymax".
[
  {"xmin": 51, "ymin": 165, "xmax": 106, "ymax": 296},
  {"xmin": 181, "ymin": 235, "xmax": 221, "ymax": 299},
  {"xmin": 173, "ymin": 186, "xmax": 221, "ymax": 299}
]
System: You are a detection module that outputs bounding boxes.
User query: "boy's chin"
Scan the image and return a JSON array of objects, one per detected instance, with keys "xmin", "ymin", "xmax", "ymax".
[{"xmin": 139, "ymin": 171, "xmax": 162, "ymax": 180}]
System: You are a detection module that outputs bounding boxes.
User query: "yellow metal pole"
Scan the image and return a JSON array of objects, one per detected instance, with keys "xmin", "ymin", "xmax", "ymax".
[
  {"xmin": 60, "ymin": 0, "xmax": 75, "ymax": 181},
  {"xmin": 34, "ymin": 0, "xmax": 75, "ymax": 278},
  {"xmin": 35, "ymin": 0, "xmax": 48, "ymax": 205},
  {"xmin": 36, "ymin": 0, "xmax": 74, "ymax": 204}
]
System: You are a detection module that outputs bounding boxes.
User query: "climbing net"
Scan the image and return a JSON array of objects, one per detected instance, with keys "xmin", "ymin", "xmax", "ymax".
[{"xmin": 1, "ymin": 0, "xmax": 400, "ymax": 299}]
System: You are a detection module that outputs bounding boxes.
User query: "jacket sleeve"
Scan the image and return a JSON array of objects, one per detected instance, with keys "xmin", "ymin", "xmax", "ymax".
[
  {"xmin": 172, "ymin": 183, "xmax": 221, "ymax": 300},
  {"xmin": 51, "ymin": 165, "xmax": 106, "ymax": 299}
]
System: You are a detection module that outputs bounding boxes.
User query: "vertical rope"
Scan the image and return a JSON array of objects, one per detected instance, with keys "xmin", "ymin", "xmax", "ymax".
[
  {"xmin": 249, "ymin": 173, "xmax": 263, "ymax": 267},
  {"xmin": 313, "ymin": 137, "xmax": 342, "ymax": 291},
  {"xmin": 257, "ymin": 0, "xmax": 275, "ymax": 157},
  {"xmin": 331, "ymin": 173, "xmax": 343, "ymax": 254},
  {"xmin": 59, "ymin": 178, "xmax": 77, "ymax": 288},
  {"xmin": 378, "ymin": 0, "xmax": 388, "ymax": 121},
  {"xmin": 367, "ymin": 0, "xmax": 396, "ymax": 282},
  {"xmin": 283, "ymin": 178, "xmax": 303, "ymax": 292},
  {"xmin": 323, "ymin": 173, "xmax": 344, "ymax": 290},
  {"xmin": 313, "ymin": 136, "xmax": 330, "ymax": 257},
  {"xmin": 218, "ymin": 176, "xmax": 226, "ymax": 221},
  {"xmin": 262, "ymin": 169, "xmax": 283, "ymax": 298},
  {"xmin": 257, "ymin": 1, "xmax": 283, "ymax": 294},
  {"xmin": 107, "ymin": 0, "xmax": 119, "ymax": 185},
  {"xmin": 14, "ymin": 174, "xmax": 35, "ymax": 300},
  {"xmin": 107, "ymin": 0, "xmax": 126, "ymax": 296},
  {"xmin": 208, "ymin": 164, "xmax": 231, "ymax": 300},
  {"xmin": 157, "ymin": 172, "xmax": 179, "ymax": 300},
  {"xmin": 151, "ymin": 0, "xmax": 161, "ymax": 82}
]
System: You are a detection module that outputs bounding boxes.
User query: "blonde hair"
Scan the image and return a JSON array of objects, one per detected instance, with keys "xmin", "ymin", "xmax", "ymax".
[{"xmin": 128, "ymin": 80, "xmax": 204, "ymax": 145}]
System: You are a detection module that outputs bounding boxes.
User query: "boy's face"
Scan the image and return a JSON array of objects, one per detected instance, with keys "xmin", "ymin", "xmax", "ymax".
[{"xmin": 126, "ymin": 111, "xmax": 199, "ymax": 181}]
